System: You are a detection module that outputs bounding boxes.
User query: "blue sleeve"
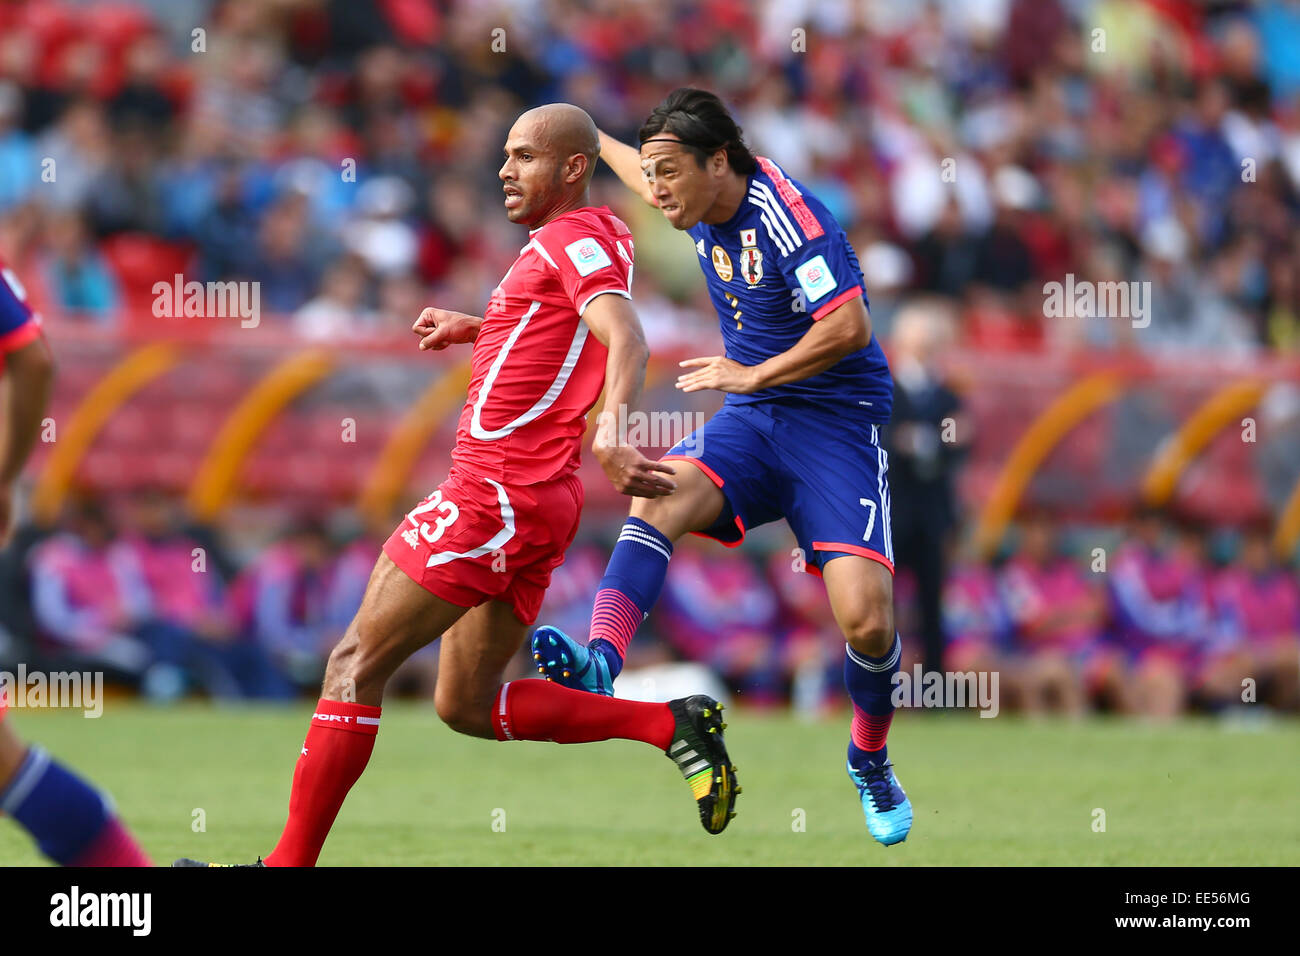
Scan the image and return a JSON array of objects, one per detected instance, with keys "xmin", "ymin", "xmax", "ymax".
[
  {"xmin": 0, "ymin": 266, "xmax": 36, "ymax": 336},
  {"xmin": 759, "ymin": 167, "xmax": 867, "ymax": 321}
]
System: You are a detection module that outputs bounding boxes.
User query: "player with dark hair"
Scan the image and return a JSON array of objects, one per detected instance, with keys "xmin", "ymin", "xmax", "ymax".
[
  {"xmin": 532, "ymin": 88, "xmax": 912, "ymax": 845},
  {"xmin": 175, "ymin": 103, "xmax": 738, "ymax": 867},
  {"xmin": 0, "ymin": 262, "xmax": 153, "ymax": 866}
]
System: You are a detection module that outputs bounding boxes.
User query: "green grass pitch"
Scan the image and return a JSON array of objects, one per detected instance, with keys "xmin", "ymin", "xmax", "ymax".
[{"xmin": 3, "ymin": 702, "xmax": 1297, "ymax": 865}]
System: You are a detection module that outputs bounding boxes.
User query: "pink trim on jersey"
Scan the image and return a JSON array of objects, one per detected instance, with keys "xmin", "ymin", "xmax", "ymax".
[
  {"xmin": 757, "ymin": 157, "xmax": 823, "ymax": 240},
  {"xmin": 0, "ymin": 319, "xmax": 41, "ymax": 356},
  {"xmin": 589, "ymin": 587, "xmax": 642, "ymax": 659},
  {"xmin": 662, "ymin": 454, "xmax": 724, "ymax": 488},
  {"xmin": 811, "ymin": 285, "xmax": 864, "ymax": 321},
  {"xmin": 690, "ymin": 523, "xmax": 746, "ymax": 548},
  {"xmin": 661, "ymin": 454, "xmax": 747, "ymax": 546},
  {"xmin": 851, "ymin": 707, "xmax": 893, "ymax": 752},
  {"xmin": 813, "ymin": 541, "xmax": 895, "ymax": 575}
]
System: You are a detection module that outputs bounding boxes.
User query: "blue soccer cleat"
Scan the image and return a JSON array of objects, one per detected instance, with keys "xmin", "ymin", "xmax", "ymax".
[
  {"xmin": 846, "ymin": 758, "xmax": 913, "ymax": 846},
  {"xmin": 530, "ymin": 625, "xmax": 614, "ymax": 696}
]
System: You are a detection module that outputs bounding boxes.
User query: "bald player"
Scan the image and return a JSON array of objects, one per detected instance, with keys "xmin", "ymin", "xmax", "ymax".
[{"xmin": 174, "ymin": 105, "xmax": 739, "ymax": 867}]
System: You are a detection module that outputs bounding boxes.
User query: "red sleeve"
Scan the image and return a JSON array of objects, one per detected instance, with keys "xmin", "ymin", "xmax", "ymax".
[{"xmin": 532, "ymin": 217, "xmax": 634, "ymax": 316}]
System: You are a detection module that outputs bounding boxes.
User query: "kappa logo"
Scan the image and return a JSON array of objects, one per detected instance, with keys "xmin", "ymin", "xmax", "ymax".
[
  {"xmin": 794, "ymin": 254, "xmax": 837, "ymax": 302},
  {"xmin": 565, "ymin": 237, "xmax": 612, "ymax": 276},
  {"xmin": 401, "ymin": 527, "xmax": 420, "ymax": 550},
  {"xmin": 712, "ymin": 245, "xmax": 733, "ymax": 282}
]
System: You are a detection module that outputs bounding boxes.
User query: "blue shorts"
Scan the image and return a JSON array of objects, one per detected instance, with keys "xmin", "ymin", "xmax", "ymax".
[{"xmin": 663, "ymin": 401, "xmax": 894, "ymax": 576}]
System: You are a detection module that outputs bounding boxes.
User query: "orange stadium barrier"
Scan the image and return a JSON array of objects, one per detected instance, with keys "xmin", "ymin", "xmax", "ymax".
[{"xmin": 24, "ymin": 326, "xmax": 1300, "ymax": 554}]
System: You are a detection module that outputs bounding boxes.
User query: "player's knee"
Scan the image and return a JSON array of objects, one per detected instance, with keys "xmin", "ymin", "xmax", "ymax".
[
  {"xmin": 629, "ymin": 493, "xmax": 675, "ymax": 528},
  {"xmin": 844, "ymin": 613, "xmax": 895, "ymax": 659},
  {"xmin": 323, "ymin": 619, "xmax": 403, "ymax": 699},
  {"xmin": 434, "ymin": 693, "xmax": 489, "ymax": 738},
  {"xmin": 322, "ymin": 635, "xmax": 361, "ymax": 698}
]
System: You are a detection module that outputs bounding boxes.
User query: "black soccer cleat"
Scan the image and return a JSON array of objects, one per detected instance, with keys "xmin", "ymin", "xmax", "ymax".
[
  {"xmin": 172, "ymin": 857, "xmax": 266, "ymax": 867},
  {"xmin": 665, "ymin": 695, "xmax": 741, "ymax": 835}
]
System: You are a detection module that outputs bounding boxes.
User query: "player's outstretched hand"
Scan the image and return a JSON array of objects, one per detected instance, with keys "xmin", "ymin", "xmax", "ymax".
[
  {"xmin": 676, "ymin": 355, "xmax": 760, "ymax": 394},
  {"xmin": 413, "ymin": 308, "xmax": 481, "ymax": 351},
  {"xmin": 594, "ymin": 444, "xmax": 678, "ymax": 498}
]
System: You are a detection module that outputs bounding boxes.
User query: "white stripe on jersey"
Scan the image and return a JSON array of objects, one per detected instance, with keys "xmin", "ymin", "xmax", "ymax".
[
  {"xmin": 469, "ymin": 300, "xmax": 591, "ymax": 441},
  {"xmin": 533, "ymin": 234, "xmax": 633, "ymax": 312},
  {"xmin": 576, "ymin": 288, "xmax": 631, "ymax": 317},
  {"xmin": 751, "ymin": 205, "xmax": 793, "ymax": 257},
  {"xmin": 877, "ymin": 441, "xmax": 894, "ymax": 564},
  {"xmin": 528, "ymin": 239, "xmax": 558, "ymax": 269},
  {"xmin": 613, "ymin": 238, "xmax": 636, "ymax": 293},
  {"xmin": 424, "ymin": 477, "xmax": 516, "ymax": 568},
  {"xmin": 748, "ymin": 181, "xmax": 803, "ymax": 252},
  {"xmin": 750, "ymin": 180, "xmax": 802, "ymax": 244}
]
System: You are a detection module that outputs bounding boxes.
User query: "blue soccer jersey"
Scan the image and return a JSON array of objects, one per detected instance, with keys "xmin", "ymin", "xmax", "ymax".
[
  {"xmin": 686, "ymin": 157, "xmax": 892, "ymax": 420},
  {"xmin": 0, "ymin": 260, "xmax": 42, "ymax": 357}
]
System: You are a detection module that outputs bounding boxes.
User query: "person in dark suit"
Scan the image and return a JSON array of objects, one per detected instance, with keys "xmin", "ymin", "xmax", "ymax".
[{"xmin": 886, "ymin": 304, "xmax": 969, "ymax": 678}]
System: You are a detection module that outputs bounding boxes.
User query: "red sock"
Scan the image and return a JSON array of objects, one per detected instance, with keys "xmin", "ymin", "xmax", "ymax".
[
  {"xmin": 851, "ymin": 707, "xmax": 893, "ymax": 752},
  {"xmin": 70, "ymin": 817, "xmax": 152, "ymax": 867},
  {"xmin": 493, "ymin": 680, "xmax": 675, "ymax": 750},
  {"xmin": 263, "ymin": 699, "xmax": 381, "ymax": 867}
]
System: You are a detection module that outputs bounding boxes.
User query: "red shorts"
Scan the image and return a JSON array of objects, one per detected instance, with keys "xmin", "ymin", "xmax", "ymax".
[{"xmin": 383, "ymin": 468, "xmax": 583, "ymax": 625}]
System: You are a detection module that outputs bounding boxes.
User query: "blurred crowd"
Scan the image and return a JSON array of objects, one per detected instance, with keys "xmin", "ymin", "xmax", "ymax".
[
  {"xmin": 1, "ymin": 0, "xmax": 1297, "ymax": 719},
  {"xmin": 0, "ymin": 0, "xmax": 1298, "ymax": 353},
  {"xmin": 1, "ymin": 491, "xmax": 1295, "ymax": 718},
  {"xmin": 0, "ymin": 493, "xmax": 439, "ymax": 702},
  {"xmin": 936, "ymin": 511, "xmax": 1299, "ymax": 718}
]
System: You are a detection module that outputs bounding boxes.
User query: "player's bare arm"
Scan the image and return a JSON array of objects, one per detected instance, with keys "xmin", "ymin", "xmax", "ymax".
[
  {"xmin": 582, "ymin": 292, "xmax": 677, "ymax": 497},
  {"xmin": 596, "ymin": 130, "xmax": 658, "ymax": 207},
  {"xmin": 0, "ymin": 336, "xmax": 54, "ymax": 546},
  {"xmin": 676, "ymin": 295, "xmax": 871, "ymax": 395},
  {"xmin": 413, "ymin": 307, "xmax": 482, "ymax": 351}
]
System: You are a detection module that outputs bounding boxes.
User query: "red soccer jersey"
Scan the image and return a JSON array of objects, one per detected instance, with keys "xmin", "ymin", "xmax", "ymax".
[{"xmin": 451, "ymin": 205, "xmax": 634, "ymax": 484}]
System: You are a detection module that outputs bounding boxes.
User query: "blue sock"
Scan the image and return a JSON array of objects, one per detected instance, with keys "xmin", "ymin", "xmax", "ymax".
[
  {"xmin": 845, "ymin": 634, "xmax": 901, "ymax": 769},
  {"xmin": 588, "ymin": 517, "xmax": 674, "ymax": 679},
  {"xmin": 0, "ymin": 745, "xmax": 112, "ymax": 864}
]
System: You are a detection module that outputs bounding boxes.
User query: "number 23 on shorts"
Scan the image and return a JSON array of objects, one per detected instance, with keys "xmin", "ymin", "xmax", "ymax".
[{"xmin": 410, "ymin": 490, "xmax": 460, "ymax": 544}]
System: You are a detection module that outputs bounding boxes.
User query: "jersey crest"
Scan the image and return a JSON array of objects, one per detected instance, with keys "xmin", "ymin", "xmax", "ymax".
[{"xmin": 711, "ymin": 245, "xmax": 733, "ymax": 282}]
